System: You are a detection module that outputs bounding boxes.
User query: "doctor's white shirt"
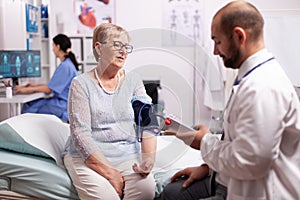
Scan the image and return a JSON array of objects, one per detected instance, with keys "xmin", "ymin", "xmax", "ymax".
[{"xmin": 201, "ymin": 49, "xmax": 300, "ymax": 200}]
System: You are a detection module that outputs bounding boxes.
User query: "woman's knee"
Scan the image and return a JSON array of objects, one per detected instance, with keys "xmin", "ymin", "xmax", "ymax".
[
  {"xmin": 124, "ymin": 173, "xmax": 156, "ymax": 200},
  {"xmin": 64, "ymin": 154, "xmax": 120, "ymax": 200},
  {"xmin": 138, "ymin": 176, "xmax": 156, "ymax": 199}
]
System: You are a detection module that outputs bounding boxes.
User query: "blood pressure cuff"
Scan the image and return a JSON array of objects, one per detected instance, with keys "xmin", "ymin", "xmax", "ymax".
[{"xmin": 131, "ymin": 100, "xmax": 159, "ymax": 127}]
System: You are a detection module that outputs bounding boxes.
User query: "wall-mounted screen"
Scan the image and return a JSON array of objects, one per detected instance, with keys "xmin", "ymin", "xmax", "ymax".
[{"xmin": 0, "ymin": 50, "xmax": 41, "ymax": 86}]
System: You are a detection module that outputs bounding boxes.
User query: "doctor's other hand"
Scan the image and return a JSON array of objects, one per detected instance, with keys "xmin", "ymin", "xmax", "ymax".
[
  {"xmin": 170, "ymin": 164, "xmax": 209, "ymax": 188},
  {"xmin": 176, "ymin": 125, "xmax": 209, "ymax": 150}
]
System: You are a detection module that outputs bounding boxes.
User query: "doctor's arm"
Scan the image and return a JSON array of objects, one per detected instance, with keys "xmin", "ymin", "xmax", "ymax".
[
  {"xmin": 202, "ymin": 87, "xmax": 283, "ymax": 180},
  {"xmin": 175, "ymin": 124, "xmax": 210, "ymax": 150}
]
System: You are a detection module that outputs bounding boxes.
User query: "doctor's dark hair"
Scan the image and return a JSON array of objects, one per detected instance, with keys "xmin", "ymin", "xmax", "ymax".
[
  {"xmin": 216, "ymin": 1, "xmax": 264, "ymax": 43},
  {"xmin": 52, "ymin": 34, "xmax": 79, "ymax": 71}
]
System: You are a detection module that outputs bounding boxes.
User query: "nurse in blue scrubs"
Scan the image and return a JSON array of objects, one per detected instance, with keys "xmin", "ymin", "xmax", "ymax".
[{"xmin": 15, "ymin": 34, "xmax": 79, "ymax": 122}]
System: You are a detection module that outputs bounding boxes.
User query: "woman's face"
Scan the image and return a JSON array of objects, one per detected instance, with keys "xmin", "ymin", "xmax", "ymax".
[
  {"xmin": 52, "ymin": 43, "xmax": 60, "ymax": 58},
  {"xmin": 97, "ymin": 33, "xmax": 132, "ymax": 70}
]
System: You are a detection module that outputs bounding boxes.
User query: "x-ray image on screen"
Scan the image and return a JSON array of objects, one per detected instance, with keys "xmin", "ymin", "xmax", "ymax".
[{"xmin": 0, "ymin": 50, "xmax": 41, "ymax": 85}]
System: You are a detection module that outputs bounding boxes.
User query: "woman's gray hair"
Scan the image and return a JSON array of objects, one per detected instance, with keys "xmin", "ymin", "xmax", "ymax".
[{"xmin": 92, "ymin": 23, "xmax": 130, "ymax": 62}]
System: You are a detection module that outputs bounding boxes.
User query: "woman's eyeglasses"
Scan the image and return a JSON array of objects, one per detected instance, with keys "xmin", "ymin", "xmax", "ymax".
[{"xmin": 101, "ymin": 41, "xmax": 133, "ymax": 53}]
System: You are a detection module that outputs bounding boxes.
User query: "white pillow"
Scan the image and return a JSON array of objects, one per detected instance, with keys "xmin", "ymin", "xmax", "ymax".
[{"xmin": 0, "ymin": 113, "xmax": 70, "ymax": 166}]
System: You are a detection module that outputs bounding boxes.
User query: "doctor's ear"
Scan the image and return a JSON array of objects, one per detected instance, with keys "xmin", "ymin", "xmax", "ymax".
[{"xmin": 233, "ymin": 27, "xmax": 246, "ymax": 44}]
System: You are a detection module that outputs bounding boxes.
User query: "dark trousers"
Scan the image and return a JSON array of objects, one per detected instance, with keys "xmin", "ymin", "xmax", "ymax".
[{"xmin": 160, "ymin": 176, "xmax": 227, "ymax": 200}]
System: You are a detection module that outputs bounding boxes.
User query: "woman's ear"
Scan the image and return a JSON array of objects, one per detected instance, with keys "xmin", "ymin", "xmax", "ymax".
[
  {"xmin": 56, "ymin": 44, "xmax": 61, "ymax": 51},
  {"xmin": 94, "ymin": 42, "xmax": 101, "ymax": 56}
]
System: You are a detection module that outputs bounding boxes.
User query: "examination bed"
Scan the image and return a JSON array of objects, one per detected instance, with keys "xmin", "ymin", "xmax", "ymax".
[{"xmin": 0, "ymin": 113, "xmax": 202, "ymax": 199}]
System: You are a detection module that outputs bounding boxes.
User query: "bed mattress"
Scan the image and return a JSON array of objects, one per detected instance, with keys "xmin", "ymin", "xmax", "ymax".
[
  {"xmin": 0, "ymin": 136, "xmax": 203, "ymax": 199},
  {"xmin": 0, "ymin": 113, "xmax": 203, "ymax": 200},
  {"xmin": 0, "ymin": 149, "xmax": 79, "ymax": 200}
]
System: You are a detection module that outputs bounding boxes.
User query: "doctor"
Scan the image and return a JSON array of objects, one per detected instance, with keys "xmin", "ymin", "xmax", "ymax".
[{"xmin": 162, "ymin": 1, "xmax": 300, "ymax": 199}]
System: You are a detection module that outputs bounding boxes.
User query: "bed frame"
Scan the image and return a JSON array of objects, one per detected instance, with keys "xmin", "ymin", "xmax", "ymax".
[{"xmin": 0, "ymin": 191, "xmax": 39, "ymax": 200}]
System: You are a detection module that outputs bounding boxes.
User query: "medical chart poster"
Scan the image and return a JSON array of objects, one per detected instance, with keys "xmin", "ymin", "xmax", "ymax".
[
  {"xmin": 162, "ymin": 0, "xmax": 204, "ymax": 46},
  {"xmin": 73, "ymin": 0, "xmax": 115, "ymax": 35}
]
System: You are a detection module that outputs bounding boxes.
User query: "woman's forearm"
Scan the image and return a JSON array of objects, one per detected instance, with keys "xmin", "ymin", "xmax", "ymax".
[
  {"xmin": 33, "ymin": 84, "xmax": 51, "ymax": 93},
  {"xmin": 141, "ymin": 132, "xmax": 157, "ymax": 162},
  {"xmin": 85, "ymin": 151, "xmax": 124, "ymax": 197},
  {"xmin": 85, "ymin": 151, "xmax": 116, "ymax": 178},
  {"xmin": 15, "ymin": 84, "xmax": 51, "ymax": 94}
]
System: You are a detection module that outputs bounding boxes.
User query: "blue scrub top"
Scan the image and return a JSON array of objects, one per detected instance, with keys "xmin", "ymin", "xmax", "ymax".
[
  {"xmin": 48, "ymin": 58, "xmax": 78, "ymax": 101},
  {"xmin": 22, "ymin": 58, "xmax": 78, "ymax": 122}
]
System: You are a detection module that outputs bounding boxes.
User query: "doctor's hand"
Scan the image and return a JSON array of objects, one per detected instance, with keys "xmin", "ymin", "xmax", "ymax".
[
  {"xmin": 132, "ymin": 158, "xmax": 154, "ymax": 177},
  {"xmin": 175, "ymin": 125, "xmax": 209, "ymax": 150},
  {"xmin": 171, "ymin": 164, "xmax": 209, "ymax": 188}
]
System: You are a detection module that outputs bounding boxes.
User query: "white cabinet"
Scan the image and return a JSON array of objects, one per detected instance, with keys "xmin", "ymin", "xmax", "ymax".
[
  {"xmin": 39, "ymin": 16, "xmax": 52, "ymax": 83},
  {"xmin": 0, "ymin": 1, "xmax": 27, "ymax": 49},
  {"xmin": 69, "ymin": 35, "xmax": 97, "ymax": 73},
  {"xmin": 0, "ymin": 0, "xmax": 53, "ymax": 84},
  {"xmin": 35, "ymin": 0, "xmax": 53, "ymax": 83},
  {"xmin": 0, "ymin": 0, "xmax": 53, "ymax": 121}
]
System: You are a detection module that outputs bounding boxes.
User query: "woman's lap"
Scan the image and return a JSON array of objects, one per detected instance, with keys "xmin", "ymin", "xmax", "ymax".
[{"xmin": 64, "ymin": 154, "xmax": 155, "ymax": 200}]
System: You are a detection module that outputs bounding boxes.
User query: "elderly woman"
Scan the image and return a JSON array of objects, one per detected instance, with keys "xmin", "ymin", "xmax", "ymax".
[{"xmin": 63, "ymin": 23, "xmax": 157, "ymax": 200}]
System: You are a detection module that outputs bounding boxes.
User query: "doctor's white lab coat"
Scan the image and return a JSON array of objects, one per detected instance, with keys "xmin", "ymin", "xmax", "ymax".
[{"xmin": 201, "ymin": 49, "xmax": 300, "ymax": 200}]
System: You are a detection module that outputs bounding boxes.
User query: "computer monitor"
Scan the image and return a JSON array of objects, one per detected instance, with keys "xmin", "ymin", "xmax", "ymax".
[{"xmin": 0, "ymin": 50, "xmax": 41, "ymax": 86}]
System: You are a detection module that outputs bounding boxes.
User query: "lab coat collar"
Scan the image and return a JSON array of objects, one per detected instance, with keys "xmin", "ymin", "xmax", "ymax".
[{"xmin": 237, "ymin": 49, "xmax": 273, "ymax": 82}]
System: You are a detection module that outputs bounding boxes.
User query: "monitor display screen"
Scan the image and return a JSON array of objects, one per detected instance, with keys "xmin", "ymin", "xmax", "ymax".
[{"xmin": 0, "ymin": 50, "xmax": 41, "ymax": 81}]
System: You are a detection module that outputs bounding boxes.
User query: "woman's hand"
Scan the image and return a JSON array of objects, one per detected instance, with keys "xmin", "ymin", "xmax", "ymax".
[
  {"xmin": 171, "ymin": 164, "xmax": 209, "ymax": 188},
  {"xmin": 24, "ymin": 82, "xmax": 37, "ymax": 87},
  {"xmin": 106, "ymin": 168, "xmax": 124, "ymax": 198},
  {"xmin": 15, "ymin": 85, "xmax": 32, "ymax": 94},
  {"xmin": 85, "ymin": 152, "xmax": 124, "ymax": 198},
  {"xmin": 132, "ymin": 158, "xmax": 154, "ymax": 177}
]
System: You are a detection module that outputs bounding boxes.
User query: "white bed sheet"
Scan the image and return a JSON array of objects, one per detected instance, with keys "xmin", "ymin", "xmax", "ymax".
[
  {"xmin": 0, "ymin": 114, "xmax": 203, "ymax": 199},
  {"xmin": 0, "ymin": 136, "xmax": 203, "ymax": 199}
]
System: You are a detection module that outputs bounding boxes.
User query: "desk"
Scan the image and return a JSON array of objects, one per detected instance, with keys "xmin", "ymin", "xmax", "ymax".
[{"xmin": 0, "ymin": 93, "xmax": 46, "ymax": 117}]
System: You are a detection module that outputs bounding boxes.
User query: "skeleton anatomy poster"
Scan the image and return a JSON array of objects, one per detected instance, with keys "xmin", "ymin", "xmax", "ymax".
[{"xmin": 162, "ymin": 0, "xmax": 204, "ymax": 46}]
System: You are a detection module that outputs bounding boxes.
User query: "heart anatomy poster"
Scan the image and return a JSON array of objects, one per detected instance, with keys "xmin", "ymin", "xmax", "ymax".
[{"xmin": 73, "ymin": 0, "xmax": 115, "ymax": 35}]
